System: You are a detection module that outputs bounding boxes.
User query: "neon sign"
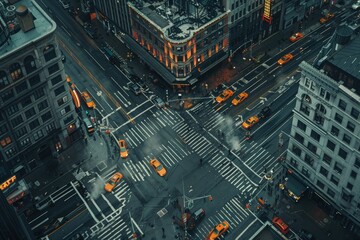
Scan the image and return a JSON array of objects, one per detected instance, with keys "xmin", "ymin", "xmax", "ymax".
[{"xmin": 0, "ymin": 175, "xmax": 16, "ymax": 191}]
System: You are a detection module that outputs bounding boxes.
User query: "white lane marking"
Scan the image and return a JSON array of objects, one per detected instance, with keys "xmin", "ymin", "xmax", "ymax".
[
  {"xmin": 84, "ymin": 49, "xmax": 105, "ymax": 71},
  {"xmin": 31, "ymin": 218, "xmax": 49, "ymax": 230}
]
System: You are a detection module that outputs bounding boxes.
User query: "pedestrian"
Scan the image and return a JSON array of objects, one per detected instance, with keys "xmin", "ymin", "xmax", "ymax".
[{"xmin": 200, "ymin": 158, "xmax": 203, "ymax": 166}]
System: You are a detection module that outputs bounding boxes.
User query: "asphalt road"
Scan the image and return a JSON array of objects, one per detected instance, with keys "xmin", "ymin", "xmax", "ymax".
[{"xmin": 30, "ymin": 1, "xmax": 360, "ymax": 239}]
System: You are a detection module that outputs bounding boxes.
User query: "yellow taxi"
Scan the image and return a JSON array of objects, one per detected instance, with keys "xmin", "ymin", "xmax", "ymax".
[
  {"xmin": 231, "ymin": 92, "xmax": 249, "ymax": 106},
  {"xmin": 215, "ymin": 89, "xmax": 234, "ymax": 103},
  {"xmin": 205, "ymin": 221, "xmax": 230, "ymax": 240},
  {"xmin": 320, "ymin": 12, "xmax": 334, "ymax": 24},
  {"xmin": 289, "ymin": 32, "xmax": 303, "ymax": 42},
  {"xmin": 118, "ymin": 140, "xmax": 128, "ymax": 158},
  {"xmin": 150, "ymin": 158, "xmax": 167, "ymax": 177},
  {"xmin": 81, "ymin": 91, "xmax": 95, "ymax": 109},
  {"xmin": 277, "ymin": 53, "xmax": 294, "ymax": 66},
  {"xmin": 242, "ymin": 116, "xmax": 259, "ymax": 129},
  {"xmin": 104, "ymin": 172, "xmax": 123, "ymax": 192}
]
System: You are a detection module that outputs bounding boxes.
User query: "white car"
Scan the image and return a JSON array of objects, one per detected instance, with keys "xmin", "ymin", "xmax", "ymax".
[{"xmin": 353, "ymin": 1, "xmax": 360, "ymax": 10}]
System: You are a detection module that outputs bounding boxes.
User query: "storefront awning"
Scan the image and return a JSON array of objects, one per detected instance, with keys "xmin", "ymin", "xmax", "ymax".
[{"xmin": 286, "ymin": 174, "xmax": 308, "ymax": 197}]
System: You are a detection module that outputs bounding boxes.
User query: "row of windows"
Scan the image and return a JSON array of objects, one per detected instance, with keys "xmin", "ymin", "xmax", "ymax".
[
  {"xmin": 338, "ymin": 99, "xmax": 360, "ymax": 120},
  {"xmin": 2, "ymin": 122, "xmax": 57, "ymax": 159},
  {"xmin": 0, "ymin": 45, "xmax": 57, "ymax": 90}
]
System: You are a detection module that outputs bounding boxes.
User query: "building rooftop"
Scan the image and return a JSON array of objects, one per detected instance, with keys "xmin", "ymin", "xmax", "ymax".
[
  {"xmin": 129, "ymin": 0, "xmax": 226, "ymax": 41},
  {"xmin": 0, "ymin": 0, "xmax": 56, "ymax": 59}
]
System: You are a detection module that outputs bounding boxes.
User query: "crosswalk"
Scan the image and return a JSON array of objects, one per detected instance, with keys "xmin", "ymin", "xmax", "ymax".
[
  {"xmin": 192, "ymin": 196, "xmax": 250, "ymax": 239},
  {"xmin": 122, "ymin": 138, "xmax": 192, "ymax": 181},
  {"xmin": 173, "ymin": 121, "xmax": 257, "ymax": 196},
  {"xmin": 81, "ymin": 170, "xmax": 132, "ymax": 239}
]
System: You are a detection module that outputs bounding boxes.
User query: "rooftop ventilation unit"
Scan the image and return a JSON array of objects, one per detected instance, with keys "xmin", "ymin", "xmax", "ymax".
[{"xmin": 16, "ymin": 5, "xmax": 34, "ymax": 32}]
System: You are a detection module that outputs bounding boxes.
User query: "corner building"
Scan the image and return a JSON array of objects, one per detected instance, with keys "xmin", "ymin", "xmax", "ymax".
[
  {"xmin": 287, "ymin": 37, "xmax": 360, "ymax": 232},
  {"xmin": 0, "ymin": 0, "xmax": 79, "ymax": 176},
  {"xmin": 126, "ymin": 0, "xmax": 229, "ymax": 90}
]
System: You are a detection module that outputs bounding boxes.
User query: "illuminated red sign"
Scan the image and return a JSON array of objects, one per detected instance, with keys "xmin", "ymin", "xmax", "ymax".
[
  {"xmin": 262, "ymin": 0, "xmax": 272, "ymax": 24},
  {"xmin": 0, "ymin": 175, "xmax": 16, "ymax": 191}
]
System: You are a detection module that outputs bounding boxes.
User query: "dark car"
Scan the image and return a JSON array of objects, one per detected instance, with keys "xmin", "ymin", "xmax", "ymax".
[
  {"xmin": 129, "ymin": 82, "xmax": 141, "ymax": 95},
  {"xmin": 258, "ymin": 106, "xmax": 271, "ymax": 118},
  {"xmin": 154, "ymin": 97, "xmax": 165, "ymax": 108},
  {"xmin": 177, "ymin": 208, "xmax": 205, "ymax": 231},
  {"xmin": 137, "ymin": 81, "xmax": 149, "ymax": 92}
]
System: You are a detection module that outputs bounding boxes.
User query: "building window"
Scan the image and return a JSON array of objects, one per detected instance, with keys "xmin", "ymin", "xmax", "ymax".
[
  {"xmin": 334, "ymin": 162, "xmax": 343, "ymax": 175},
  {"xmin": 45, "ymin": 122, "xmax": 56, "ymax": 133},
  {"xmin": 297, "ymin": 120, "xmax": 306, "ymax": 131},
  {"xmin": 51, "ymin": 75, "xmax": 62, "ymax": 86},
  {"xmin": 330, "ymin": 175, "xmax": 339, "ymax": 186},
  {"xmin": 343, "ymin": 134, "xmax": 351, "ymax": 145},
  {"xmin": 25, "ymin": 107, "xmax": 36, "ymax": 119},
  {"xmin": 308, "ymin": 142, "xmax": 317, "ymax": 154},
  {"xmin": 21, "ymin": 96, "xmax": 32, "ymax": 108},
  {"xmin": 6, "ymin": 104, "xmax": 19, "ymax": 116},
  {"xmin": 29, "ymin": 119, "xmax": 40, "ymax": 130},
  {"xmin": 11, "ymin": 115, "xmax": 23, "ymax": 128},
  {"xmin": 1, "ymin": 89, "xmax": 14, "ymax": 102},
  {"xmin": 43, "ymin": 45, "xmax": 57, "ymax": 62},
  {"xmin": 15, "ymin": 126, "xmax": 27, "ymax": 138},
  {"xmin": 33, "ymin": 129, "xmax": 44, "ymax": 141},
  {"xmin": 354, "ymin": 158, "xmax": 360, "ymax": 169},
  {"xmin": 314, "ymin": 104, "xmax": 326, "ymax": 125},
  {"xmin": 294, "ymin": 132, "xmax": 304, "ymax": 144},
  {"xmin": 317, "ymin": 180, "xmax": 325, "ymax": 189},
  {"xmin": 302, "ymin": 167, "xmax": 310, "ymax": 177},
  {"xmin": 323, "ymin": 153, "xmax": 332, "ymax": 165},
  {"xmin": 20, "ymin": 138, "xmax": 31, "ymax": 148},
  {"xmin": 15, "ymin": 81, "xmax": 28, "ymax": 94},
  {"xmin": 24, "ymin": 55, "xmax": 37, "ymax": 74},
  {"xmin": 334, "ymin": 113, "xmax": 343, "ymax": 124},
  {"xmin": 292, "ymin": 145, "xmax": 302, "ymax": 157},
  {"xmin": 331, "ymin": 126, "xmax": 339, "ymax": 136},
  {"xmin": 304, "ymin": 154, "xmax": 314, "ymax": 167},
  {"xmin": 0, "ymin": 71, "xmax": 10, "ymax": 89},
  {"xmin": 38, "ymin": 100, "xmax": 48, "ymax": 111},
  {"xmin": 29, "ymin": 74, "xmax": 41, "ymax": 87},
  {"xmin": 0, "ymin": 136, "xmax": 12, "ymax": 147},
  {"xmin": 320, "ymin": 167, "xmax": 328, "ymax": 177},
  {"xmin": 350, "ymin": 108, "xmax": 359, "ymax": 119},
  {"xmin": 57, "ymin": 95, "xmax": 68, "ymax": 106},
  {"xmin": 9, "ymin": 62, "xmax": 23, "ymax": 81},
  {"xmin": 33, "ymin": 88, "xmax": 45, "ymax": 100},
  {"xmin": 48, "ymin": 63, "xmax": 59, "ymax": 75},
  {"xmin": 310, "ymin": 130, "xmax": 320, "ymax": 142},
  {"xmin": 41, "ymin": 111, "xmax": 52, "ymax": 123},
  {"xmin": 0, "ymin": 125, "xmax": 8, "ymax": 135},
  {"xmin": 327, "ymin": 189, "xmax": 335, "ymax": 198},
  {"xmin": 347, "ymin": 182, "xmax": 353, "ymax": 191},
  {"xmin": 5, "ymin": 147, "xmax": 17, "ymax": 158},
  {"xmin": 338, "ymin": 148, "xmax": 348, "ymax": 160},
  {"xmin": 54, "ymin": 85, "xmax": 65, "ymax": 96},
  {"xmin": 327, "ymin": 140, "xmax": 336, "ymax": 151},
  {"xmin": 346, "ymin": 121, "xmax": 355, "ymax": 132},
  {"xmin": 289, "ymin": 158, "xmax": 298, "ymax": 168},
  {"xmin": 64, "ymin": 115, "xmax": 74, "ymax": 125},
  {"xmin": 338, "ymin": 99, "xmax": 347, "ymax": 111},
  {"xmin": 300, "ymin": 94, "xmax": 311, "ymax": 115},
  {"xmin": 350, "ymin": 170, "xmax": 357, "ymax": 179}
]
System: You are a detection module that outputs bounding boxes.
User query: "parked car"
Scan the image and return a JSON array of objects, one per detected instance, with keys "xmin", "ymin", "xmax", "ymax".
[
  {"xmin": 149, "ymin": 158, "xmax": 167, "ymax": 176},
  {"xmin": 104, "ymin": 172, "xmax": 123, "ymax": 192},
  {"xmin": 129, "ymin": 82, "xmax": 141, "ymax": 95},
  {"xmin": 81, "ymin": 91, "xmax": 95, "ymax": 109},
  {"xmin": 205, "ymin": 221, "xmax": 229, "ymax": 240},
  {"xmin": 83, "ymin": 117, "xmax": 94, "ymax": 133},
  {"xmin": 272, "ymin": 217, "xmax": 289, "ymax": 235}
]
